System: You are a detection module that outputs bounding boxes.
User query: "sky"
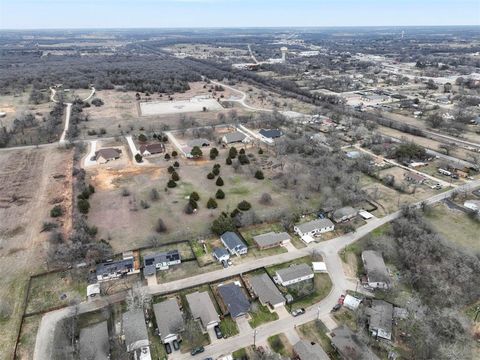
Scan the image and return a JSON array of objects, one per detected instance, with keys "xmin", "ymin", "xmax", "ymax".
[{"xmin": 0, "ymin": 0, "xmax": 479, "ymax": 29}]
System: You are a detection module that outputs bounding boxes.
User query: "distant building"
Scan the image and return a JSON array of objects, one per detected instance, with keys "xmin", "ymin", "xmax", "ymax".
[
  {"xmin": 153, "ymin": 299, "xmax": 184, "ymax": 344},
  {"xmin": 249, "ymin": 273, "xmax": 285, "ymax": 309},
  {"xmin": 332, "ymin": 206, "xmax": 358, "ymax": 223},
  {"xmin": 95, "ymin": 148, "xmax": 122, "ymax": 164},
  {"xmin": 252, "ymin": 231, "xmax": 291, "ymax": 250},
  {"xmin": 186, "ymin": 291, "xmax": 220, "ymax": 331},
  {"xmin": 96, "ymin": 258, "xmax": 136, "ymax": 282},
  {"xmin": 139, "ymin": 143, "xmax": 165, "ymax": 157},
  {"xmin": 187, "ymin": 138, "xmax": 211, "ymax": 148},
  {"xmin": 294, "ymin": 219, "xmax": 335, "ymax": 238},
  {"xmin": 212, "ymin": 247, "xmax": 230, "ymax": 262},
  {"xmin": 367, "ymin": 300, "xmax": 394, "ymax": 341},
  {"xmin": 259, "ymin": 129, "xmax": 283, "ymax": 139},
  {"xmin": 217, "ymin": 282, "xmax": 250, "ymax": 318},
  {"xmin": 293, "ymin": 339, "xmax": 330, "ymax": 360},
  {"xmin": 79, "ymin": 321, "xmax": 110, "ymax": 360},
  {"xmin": 122, "ymin": 310, "xmax": 151, "ymax": 359},
  {"xmin": 143, "ymin": 250, "xmax": 181, "ymax": 276},
  {"xmin": 220, "ymin": 232, "xmax": 248, "ymax": 256},
  {"xmin": 404, "ymin": 171, "xmax": 426, "ymax": 184},
  {"xmin": 222, "ymin": 131, "xmax": 249, "ymax": 144},
  {"xmin": 362, "ymin": 250, "xmax": 390, "ymax": 289},
  {"xmin": 275, "ymin": 263, "xmax": 314, "ymax": 287}
]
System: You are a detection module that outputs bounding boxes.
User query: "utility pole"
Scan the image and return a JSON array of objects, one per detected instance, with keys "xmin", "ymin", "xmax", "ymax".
[
  {"xmin": 317, "ymin": 306, "xmax": 321, "ymax": 319},
  {"xmin": 253, "ymin": 329, "xmax": 258, "ymax": 348}
]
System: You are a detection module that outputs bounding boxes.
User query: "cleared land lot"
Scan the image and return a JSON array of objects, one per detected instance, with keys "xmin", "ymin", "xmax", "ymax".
[
  {"xmin": 425, "ymin": 202, "xmax": 480, "ymax": 253},
  {"xmin": 140, "ymin": 98, "xmax": 224, "ymax": 116},
  {"xmin": 87, "ymin": 146, "xmax": 296, "ymax": 252},
  {"xmin": 0, "ymin": 147, "xmax": 73, "ymax": 360}
]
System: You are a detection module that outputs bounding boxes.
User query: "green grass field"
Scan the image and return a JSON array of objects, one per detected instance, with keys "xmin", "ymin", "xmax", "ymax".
[{"xmin": 248, "ymin": 302, "xmax": 279, "ymax": 328}]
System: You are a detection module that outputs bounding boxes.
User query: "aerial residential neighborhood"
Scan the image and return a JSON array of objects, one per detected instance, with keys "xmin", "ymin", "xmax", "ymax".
[{"xmin": 0, "ymin": 2, "xmax": 479, "ymax": 360}]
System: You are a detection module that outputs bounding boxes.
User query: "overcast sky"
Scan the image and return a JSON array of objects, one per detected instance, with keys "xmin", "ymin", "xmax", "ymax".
[{"xmin": 0, "ymin": 0, "xmax": 479, "ymax": 29}]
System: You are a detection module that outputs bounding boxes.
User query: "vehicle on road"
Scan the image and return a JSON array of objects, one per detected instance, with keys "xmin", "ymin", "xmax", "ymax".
[
  {"xmin": 331, "ymin": 303, "xmax": 342, "ymax": 312},
  {"xmin": 292, "ymin": 308, "xmax": 305, "ymax": 317},
  {"xmin": 214, "ymin": 325, "xmax": 223, "ymax": 339},
  {"xmin": 191, "ymin": 346, "xmax": 205, "ymax": 356}
]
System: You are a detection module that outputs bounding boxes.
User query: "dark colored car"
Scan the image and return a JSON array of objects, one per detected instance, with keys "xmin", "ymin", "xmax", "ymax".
[
  {"xmin": 172, "ymin": 339, "xmax": 180, "ymax": 351},
  {"xmin": 331, "ymin": 303, "xmax": 342, "ymax": 312},
  {"xmin": 165, "ymin": 343, "xmax": 172, "ymax": 354},
  {"xmin": 190, "ymin": 346, "xmax": 205, "ymax": 356},
  {"xmin": 214, "ymin": 325, "xmax": 223, "ymax": 339}
]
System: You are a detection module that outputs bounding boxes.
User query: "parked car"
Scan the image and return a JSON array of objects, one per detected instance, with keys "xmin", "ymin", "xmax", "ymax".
[
  {"xmin": 227, "ymin": 259, "xmax": 233, "ymax": 266},
  {"xmin": 292, "ymin": 308, "xmax": 305, "ymax": 317},
  {"xmin": 165, "ymin": 343, "xmax": 172, "ymax": 354},
  {"xmin": 214, "ymin": 325, "xmax": 223, "ymax": 339},
  {"xmin": 331, "ymin": 303, "xmax": 342, "ymax": 312},
  {"xmin": 172, "ymin": 339, "xmax": 180, "ymax": 351},
  {"xmin": 191, "ymin": 346, "xmax": 205, "ymax": 356},
  {"xmin": 222, "ymin": 260, "xmax": 228, "ymax": 268}
]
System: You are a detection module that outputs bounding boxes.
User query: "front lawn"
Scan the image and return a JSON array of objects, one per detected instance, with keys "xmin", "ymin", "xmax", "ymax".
[
  {"xmin": 248, "ymin": 302, "xmax": 279, "ymax": 328},
  {"xmin": 288, "ymin": 273, "xmax": 333, "ymax": 311},
  {"xmin": 219, "ymin": 315, "xmax": 239, "ymax": 338},
  {"xmin": 267, "ymin": 333, "xmax": 292, "ymax": 358}
]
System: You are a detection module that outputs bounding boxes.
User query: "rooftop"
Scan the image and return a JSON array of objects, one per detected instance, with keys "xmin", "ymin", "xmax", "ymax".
[
  {"xmin": 276, "ymin": 263, "xmax": 313, "ymax": 283},
  {"xmin": 221, "ymin": 232, "xmax": 247, "ymax": 251},
  {"xmin": 249, "ymin": 273, "xmax": 285, "ymax": 306},
  {"xmin": 79, "ymin": 321, "xmax": 109, "ymax": 360},
  {"xmin": 259, "ymin": 129, "xmax": 283, "ymax": 139},
  {"xmin": 252, "ymin": 231, "xmax": 291, "ymax": 248},
  {"xmin": 96, "ymin": 258, "xmax": 134, "ymax": 277},
  {"xmin": 153, "ymin": 299, "xmax": 184, "ymax": 341},
  {"xmin": 95, "ymin": 148, "xmax": 121, "ymax": 160},
  {"xmin": 368, "ymin": 300, "xmax": 393, "ymax": 334},
  {"xmin": 295, "ymin": 218, "xmax": 334, "ymax": 234},
  {"xmin": 217, "ymin": 283, "xmax": 250, "ymax": 318},
  {"xmin": 185, "ymin": 291, "xmax": 219, "ymax": 328},
  {"xmin": 293, "ymin": 339, "xmax": 329, "ymax": 360},
  {"xmin": 223, "ymin": 131, "xmax": 247, "ymax": 143},
  {"xmin": 143, "ymin": 250, "xmax": 180, "ymax": 276},
  {"xmin": 362, "ymin": 250, "xmax": 390, "ymax": 285},
  {"xmin": 122, "ymin": 309, "xmax": 149, "ymax": 352},
  {"xmin": 331, "ymin": 326, "xmax": 380, "ymax": 360}
]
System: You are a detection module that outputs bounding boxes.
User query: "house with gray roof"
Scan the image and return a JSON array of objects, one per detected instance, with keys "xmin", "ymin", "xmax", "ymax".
[
  {"xmin": 220, "ymin": 232, "xmax": 248, "ymax": 256},
  {"xmin": 212, "ymin": 247, "xmax": 230, "ymax": 263},
  {"xmin": 122, "ymin": 310, "xmax": 151, "ymax": 357},
  {"xmin": 94, "ymin": 148, "xmax": 122, "ymax": 164},
  {"xmin": 221, "ymin": 131, "xmax": 249, "ymax": 144},
  {"xmin": 187, "ymin": 138, "xmax": 211, "ymax": 148},
  {"xmin": 186, "ymin": 291, "xmax": 220, "ymax": 331},
  {"xmin": 332, "ymin": 206, "xmax": 358, "ymax": 223},
  {"xmin": 249, "ymin": 273, "xmax": 285, "ymax": 309},
  {"xmin": 79, "ymin": 321, "xmax": 110, "ymax": 360},
  {"xmin": 253, "ymin": 231, "xmax": 291, "ymax": 249},
  {"xmin": 217, "ymin": 282, "xmax": 250, "ymax": 318},
  {"xmin": 143, "ymin": 250, "xmax": 181, "ymax": 276},
  {"xmin": 362, "ymin": 250, "xmax": 390, "ymax": 289},
  {"xmin": 293, "ymin": 340, "xmax": 329, "ymax": 360},
  {"xmin": 275, "ymin": 263, "xmax": 314, "ymax": 287},
  {"xmin": 96, "ymin": 258, "xmax": 137, "ymax": 282},
  {"xmin": 367, "ymin": 300, "xmax": 393, "ymax": 341},
  {"xmin": 153, "ymin": 299, "xmax": 184, "ymax": 344},
  {"xmin": 294, "ymin": 218, "xmax": 335, "ymax": 238},
  {"xmin": 331, "ymin": 326, "xmax": 380, "ymax": 360},
  {"xmin": 259, "ymin": 129, "xmax": 283, "ymax": 139}
]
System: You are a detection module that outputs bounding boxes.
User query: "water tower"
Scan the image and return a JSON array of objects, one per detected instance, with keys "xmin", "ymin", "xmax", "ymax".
[{"xmin": 280, "ymin": 47, "xmax": 288, "ymax": 62}]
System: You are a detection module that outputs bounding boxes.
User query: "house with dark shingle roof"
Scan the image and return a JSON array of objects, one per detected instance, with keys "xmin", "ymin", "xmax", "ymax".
[
  {"xmin": 220, "ymin": 232, "xmax": 248, "ymax": 256},
  {"xmin": 143, "ymin": 250, "xmax": 181, "ymax": 276},
  {"xmin": 79, "ymin": 321, "xmax": 110, "ymax": 360},
  {"xmin": 139, "ymin": 143, "xmax": 165, "ymax": 157},
  {"xmin": 96, "ymin": 258, "xmax": 136, "ymax": 281},
  {"xmin": 94, "ymin": 148, "xmax": 122, "ymax": 164},
  {"xmin": 212, "ymin": 247, "xmax": 230, "ymax": 263},
  {"xmin": 331, "ymin": 326, "xmax": 380, "ymax": 360},
  {"xmin": 217, "ymin": 282, "xmax": 250, "ymax": 318},
  {"xmin": 249, "ymin": 273, "xmax": 285, "ymax": 309},
  {"xmin": 259, "ymin": 129, "xmax": 283, "ymax": 139},
  {"xmin": 332, "ymin": 206, "xmax": 358, "ymax": 223}
]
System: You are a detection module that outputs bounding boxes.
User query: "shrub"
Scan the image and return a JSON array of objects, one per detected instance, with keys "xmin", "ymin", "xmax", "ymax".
[
  {"xmin": 258, "ymin": 148, "xmax": 264, "ymax": 154},
  {"xmin": 88, "ymin": 184, "xmax": 95, "ymax": 194},
  {"xmin": 140, "ymin": 200, "xmax": 150, "ymax": 209},
  {"xmin": 239, "ymin": 148, "xmax": 245, "ymax": 155},
  {"xmin": 254, "ymin": 170, "xmax": 264, "ymax": 180},
  {"xmin": 210, "ymin": 148, "xmax": 219, "ymax": 160},
  {"xmin": 259, "ymin": 193, "xmax": 272, "ymax": 205},
  {"xmin": 207, "ymin": 198, "xmax": 218, "ymax": 209},
  {"xmin": 168, "ymin": 166, "xmax": 175, "ymax": 174},
  {"xmin": 78, "ymin": 199, "xmax": 90, "ymax": 214},
  {"xmin": 91, "ymin": 98, "xmax": 104, "ymax": 107},
  {"xmin": 211, "ymin": 213, "xmax": 236, "ymax": 235},
  {"xmin": 155, "ymin": 218, "xmax": 167, "ymax": 233},
  {"xmin": 50, "ymin": 205, "xmax": 63, "ymax": 218},
  {"xmin": 207, "ymin": 172, "xmax": 215, "ymax": 180},
  {"xmin": 237, "ymin": 200, "xmax": 251, "ymax": 211},
  {"xmin": 190, "ymin": 192, "xmax": 200, "ymax": 201},
  {"xmin": 172, "ymin": 150, "xmax": 178, "ymax": 157},
  {"xmin": 212, "ymin": 167, "xmax": 220, "ymax": 176},
  {"xmin": 135, "ymin": 153, "xmax": 143, "ymax": 163},
  {"xmin": 215, "ymin": 189, "xmax": 225, "ymax": 199},
  {"xmin": 122, "ymin": 188, "xmax": 131, "ymax": 196},
  {"xmin": 226, "ymin": 157, "xmax": 232, "ymax": 165},
  {"xmin": 238, "ymin": 154, "xmax": 250, "ymax": 165},
  {"xmin": 138, "ymin": 133, "xmax": 147, "ymax": 142},
  {"xmin": 189, "ymin": 198, "xmax": 198, "ymax": 209},
  {"xmin": 164, "ymin": 153, "xmax": 171, "ymax": 160},
  {"xmin": 42, "ymin": 222, "xmax": 58, "ymax": 232},
  {"xmin": 171, "ymin": 171, "xmax": 180, "ymax": 181},
  {"xmin": 216, "ymin": 177, "xmax": 224, "ymax": 186},
  {"xmin": 190, "ymin": 146, "xmax": 203, "ymax": 158},
  {"xmin": 77, "ymin": 189, "xmax": 91, "ymax": 200},
  {"xmin": 184, "ymin": 202, "xmax": 195, "ymax": 214},
  {"xmin": 230, "ymin": 208, "xmax": 241, "ymax": 218},
  {"xmin": 167, "ymin": 180, "xmax": 177, "ymax": 188},
  {"xmin": 229, "ymin": 147, "xmax": 238, "ymax": 159},
  {"xmin": 150, "ymin": 188, "xmax": 160, "ymax": 201},
  {"xmin": 173, "ymin": 161, "xmax": 180, "ymax": 168},
  {"xmin": 213, "ymin": 163, "xmax": 221, "ymax": 169}
]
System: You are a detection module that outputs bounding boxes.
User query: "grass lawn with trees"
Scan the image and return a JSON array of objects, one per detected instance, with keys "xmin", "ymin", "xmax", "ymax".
[
  {"xmin": 267, "ymin": 333, "xmax": 293, "ymax": 358},
  {"xmin": 248, "ymin": 301, "xmax": 279, "ymax": 328}
]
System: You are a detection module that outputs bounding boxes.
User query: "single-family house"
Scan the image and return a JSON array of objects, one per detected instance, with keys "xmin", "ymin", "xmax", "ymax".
[
  {"xmin": 331, "ymin": 326, "xmax": 380, "ymax": 360},
  {"xmin": 95, "ymin": 148, "xmax": 122, "ymax": 164},
  {"xmin": 212, "ymin": 247, "xmax": 230, "ymax": 263},
  {"xmin": 259, "ymin": 129, "xmax": 283, "ymax": 139},
  {"xmin": 294, "ymin": 218, "xmax": 335, "ymax": 238},
  {"xmin": 139, "ymin": 143, "xmax": 165, "ymax": 157},
  {"xmin": 275, "ymin": 263, "xmax": 314, "ymax": 287},
  {"xmin": 153, "ymin": 299, "xmax": 184, "ymax": 344},
  {"xmin": 96, "ymin": 258, "xmax": 136, "ymax": 282},
  {"xmin": 222, "ymin": 131, "xmax": 249, "ymax": 144},
  {"xmin": 122, "ymin": 310, "xmax": 151, "ymax": 358},
  {"xmin": 332, "ymin": 207, "xmax": 358, "ymax": 223},
  {"xmin": 249, "ymin": 273, "xmax": 285, "ymax": 309},
  {"xmin": 79, "ymin": 321, "xmax": 110, "ymax": 360},
  {"xmin": 362, "ymin": 250, "xmax": 390, "ymax": 289},
  {"xmin": 220, "ymin": 232, "xmax": 248, "ymax": 256},
  {"xmin": 367, "ymin": 300, "xmax": 393, "ymax": 341},
  {"xmin": 187, "ymin": 138, "xmax": 211, "ymax": 148},
  {"xmin": 217, "ymin": 283, "xmax": 250, "ymax": 318},
  {"xmin": 143, "ymin": 250, "xmax": 181, "ymax": 276},
  {"xmin": 293, "ymin": 340, "xmax": 330, "ymax": 360},
  {"xmin": 464, "ymin": 200, "xmax": 480, "ymax": 212},
  {"xmin": 186, "ymin": 291, "xmax": 220, "ymax": 331},
  {"xmin": 252, "ymin": 231, "xmax": 291, "ymax": 250},
  {"xmin": 404, "ymin": 171, "xmax": 426, "ymax": 184}
]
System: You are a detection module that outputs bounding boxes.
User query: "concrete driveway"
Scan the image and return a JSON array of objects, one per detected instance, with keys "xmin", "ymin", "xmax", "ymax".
[
  {"xmin": 236, "ymin": 316, "xmax": 252, "ymax": 334},
  {"xmin": 274, "ymin": 306, "xmax": 290, "ymax": 319},
  {"xmin": 282, "ymin": 241, "xmax": 297, "ymax": 252},
  {"xmin": 82, "ymin": 140, "xmax": 97, "ymax": 168}
]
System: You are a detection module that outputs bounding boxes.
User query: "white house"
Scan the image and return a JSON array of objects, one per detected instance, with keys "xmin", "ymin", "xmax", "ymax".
[
  {"xmin": 276, "ymin": 264, "xmax": 314, "ymax": 287},
  {"xmin": 294, "ymin": 218, "xmax": 335, "ymax": 238},
  {"xmin": 212, "ymin": 247, "xmax": 230, "ymax": 263},
  {"xmin": 464, "ymin": 200, "xmax": 480, "ymax": 212},
  {"xmin": 220, "ymin": 232, "xmax": 248, "ymax": 256}
]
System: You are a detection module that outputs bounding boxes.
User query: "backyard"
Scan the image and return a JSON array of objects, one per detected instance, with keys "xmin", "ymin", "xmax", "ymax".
[{"xmin": 298, "ymin": 320, "xmax": 339, "ymax": 359}]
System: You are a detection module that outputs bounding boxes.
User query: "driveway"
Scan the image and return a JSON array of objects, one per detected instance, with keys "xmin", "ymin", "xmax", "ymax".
[
  {"xmin": 282, "ymin": 241, "xmax": 297, "ymax": 252},
  {"xmin": 82, "ymin": 140, "xmax": 97, "ymax": 168},
  {"xmin": 146, "ymin": 274, "xmax": 158, "ymax": 287},
  {"xmin": 236, "ymin": 316, "xmax": 252, "ymax": 334},
  {"xmin": 274, "ymin": 306, "xmax": 290, "ymax": 320}
]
